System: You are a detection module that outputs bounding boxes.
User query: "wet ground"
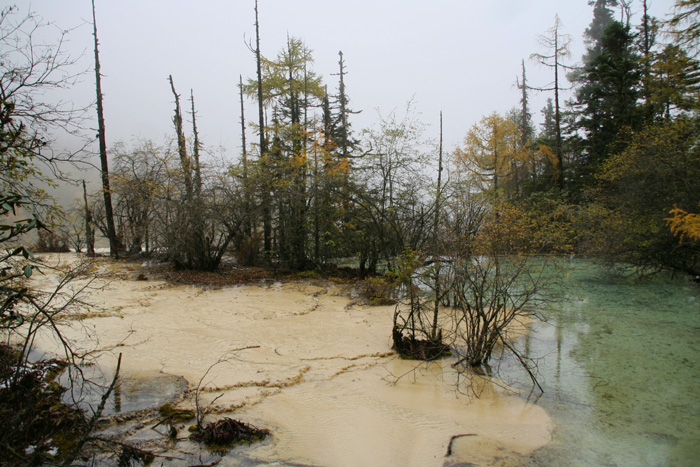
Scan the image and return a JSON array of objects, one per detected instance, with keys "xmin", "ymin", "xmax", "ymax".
[{"xmin": 30, "ymin": 254, "xmax": 552, "ymax": 466}]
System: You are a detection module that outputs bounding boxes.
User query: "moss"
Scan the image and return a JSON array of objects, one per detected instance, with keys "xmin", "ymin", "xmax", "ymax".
[{"xmin": 158, "ymin": 403, "xmax": 195, "ymax": 421}]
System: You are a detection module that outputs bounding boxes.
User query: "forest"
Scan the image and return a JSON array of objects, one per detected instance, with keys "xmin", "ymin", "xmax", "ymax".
[
  {"xmin": 1, "ymin": 0, "xmax": 699, "ymax": 465},
  {"xmin": 71, "ymin": 0, "xmax": 699, "ymax": 277}
]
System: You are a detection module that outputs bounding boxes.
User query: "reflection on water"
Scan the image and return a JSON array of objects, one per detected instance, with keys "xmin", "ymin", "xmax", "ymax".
[
  {"xmin": 516, "ymin": 260, "xmax": 700, "ymax": 466},
  {"xmin": 60, "ymin": 365, "xmax": 188, "ymax": 416}
]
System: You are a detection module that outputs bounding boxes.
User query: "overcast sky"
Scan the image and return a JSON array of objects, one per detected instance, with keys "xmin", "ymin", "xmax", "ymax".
[{"xmin": 24, "ymin": 0, "xmax": 678, "ymax": 162}]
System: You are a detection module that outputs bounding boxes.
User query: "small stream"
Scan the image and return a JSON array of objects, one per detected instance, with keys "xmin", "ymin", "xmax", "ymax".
[{"xmin": 514, "ymin": 260, "xmax": 700, "ymax": 466}]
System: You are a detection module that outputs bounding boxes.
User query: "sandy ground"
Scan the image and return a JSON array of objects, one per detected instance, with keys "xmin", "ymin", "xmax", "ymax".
[{"xmin": 29, "ymin": 254, "xmax": 552, "ymax": 467}]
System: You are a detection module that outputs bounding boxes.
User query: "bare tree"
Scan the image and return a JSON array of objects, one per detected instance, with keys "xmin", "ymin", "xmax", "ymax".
[
  {"xmin": 239, "ymin": 74, "xmax": 253, "ymax": 240},
  {"xmin": 429, "ymin": 112, "xmax": 446, "ymax": 341},
  {"xmin": 83, "ymin": 180, "xmax": 95, "ymax": 255},
  {"xmin": 447, "ymin": 199, "xmax": 549, "ymax": 393},
  {"xmin": 0, "ymin": 6, "xmax": 89, "ymax": 209},
  {"xmin": 91, "ymin": 0, "xmax": 118, "ymax": 257},
  {"xmin": 169, "ymin": 75, "xmax": 193, "ymax": 200},
  {"xmin": 162, "ymin": 78, "xmax": 239, "ymax": 270},
  {"xmin": 253, "ymin": 0, "xmax": 272, "ymax": 255},
  {"xmin": 530, "ymin": 15, "xmax": 572, "ymax": 189}
]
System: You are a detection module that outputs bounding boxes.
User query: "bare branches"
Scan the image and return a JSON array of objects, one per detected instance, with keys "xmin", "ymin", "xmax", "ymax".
[
  {"xmin": 529, "ymin": 14, "xmax": 572, "ymax": 189},
  {"xmin": 0, "ymin": 6, "xmax": 91, "ymax": 209},
  {"xmin": 63, "ymin": 353, "xmax": 122, "ymax": 466},
  {"xmin": 0, "ymin": 6, "xmax": 86, "ymax": 129},
  {"xmin": 192, "ymin": 347, "xmax": 260, "ymax": 429}
]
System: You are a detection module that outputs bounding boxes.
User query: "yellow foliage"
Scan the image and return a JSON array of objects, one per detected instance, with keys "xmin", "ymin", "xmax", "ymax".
[
  {"xmin": 667, "ymin": 203, "xmax": 700, "ymax": 243},
  {"xmin": 455, "ymin": 112, "xmax": 522, "ymax": 194}
]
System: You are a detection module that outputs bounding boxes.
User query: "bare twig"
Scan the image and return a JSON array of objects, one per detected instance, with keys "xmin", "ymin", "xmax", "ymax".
[{"xmin": 63, "ymin": 353, "xmax": 122, "ymax": 466}]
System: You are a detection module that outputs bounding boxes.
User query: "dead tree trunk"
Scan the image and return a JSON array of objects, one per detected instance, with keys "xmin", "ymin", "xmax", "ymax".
[
  {"xmin": 430, "ymin": 111, "xmax": 445, "ymax": 341},
  {"xmin": 82, "ymin": 180, "xmax": 95, "ymax": 256},
  {"xmin": 254, "ymin": 0, "xmax": 272, "ymax": 256},
  {"xmin": 168, "ymin": 75, "xmax": 193, "ymax": 201},
  {"xmin": 91, "ymin": 0, "xmax": 118, "ymax": 257},
  {"xmin": 239, "ymin": 74, "xmax": 252, "ymax": 238}
]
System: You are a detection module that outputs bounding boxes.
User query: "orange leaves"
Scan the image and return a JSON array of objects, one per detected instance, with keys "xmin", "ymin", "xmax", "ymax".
[
  {"xmin": 667, "ymin": 203, "xmax": 700, "ymax": 243},
  {"xmin": 455, "ymin": 112, "xmax": 521, "ymax": 193}
]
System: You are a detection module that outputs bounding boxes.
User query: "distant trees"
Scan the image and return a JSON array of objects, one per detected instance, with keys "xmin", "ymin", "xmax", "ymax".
[
  {"xmin": 60, "ymin": 0, "xmax": 700, "ymax": 283},
  {"xmin": 97, "ymin": 78, "xmax": 243, "ymax": 271},
  {"xmin": 10, "ymin": 0, "xmax": 700, "ymax": 406},
  {"xmin": 110, "ymin": 140, "xmax": 168, "ymax": 254},
  {"xmin": 244, "ymin": 36, "xmax": 325, "ymax": 269},
  {"xmin": 355, "ymin": 103, "xmax": 432, "ymax": 271},
  {"xmin": 83, "ymin": 27, "xmax": 371, "ymax": 273},
  {"xmin": 564, "ymin": 0, "xmax": 700, "ymax": 274},
  {"xmin": 644, "ymin": 44, "xmax": 700, "ymax": 119}
]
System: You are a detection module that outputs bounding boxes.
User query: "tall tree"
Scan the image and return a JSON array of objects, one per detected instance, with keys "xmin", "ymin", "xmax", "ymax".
[
  {"xmin": 530, "ymin": 15, "xmax": 572, "ymax": 189},
  {"xmin": 253, "ymin": 0, "xmax": 272, "ymax": 256},
  {"xmin": 91, "ymin": 0, "xmax": 118, "ymax": 256},
  {"xmin": 168, "ymin": 75, "xmax": 192, "ymax": 199},
  {"xmin": 516, "ymin": 59, "xmax": 535, "ymax": 149},
  {"xmin": 430, "ymin": 111, "xmax": 445, "ymax": 341},
  {"xmin": 514, "ymin": 60, "xmax": 536, "ymax": 196},
  {"xmin": 639, "ymin": 0, "xmax": 655, "ymax": 58},
  {"xmin": 190, "ymin": 90, "xmax": 203, "ymax": 199},
  {"xmin": 333, "ymin": 51, "xmax": 359, "ymax": 160},
  {"xmin": 583, "ymin": 0, "xmax": 619, "ymax": 61},
  {"xmin": 572, "ymin": 20, "xmax": 641, "ymax": 171},
  {"xmin": 245, "ymin": 36, "xmax": 325, "ymax": 269},
  {"xmin": 239, "ymin": 74, "xmax": 252, "ymax": 238},
  {"xmin": 637, "ymin": 0, "xmax": 658, "ymax": 122}
]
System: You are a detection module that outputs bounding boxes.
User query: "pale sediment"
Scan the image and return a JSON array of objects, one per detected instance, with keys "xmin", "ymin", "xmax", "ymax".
[{"xmin": 31, "ymin": 254, "xmax": 552, "ymax": 466}]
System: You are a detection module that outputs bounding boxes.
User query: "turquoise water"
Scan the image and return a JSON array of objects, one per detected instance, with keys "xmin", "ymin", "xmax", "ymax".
[{"xmin": 515, "ymin": 260, "xmax": 700, "ymax": 466}]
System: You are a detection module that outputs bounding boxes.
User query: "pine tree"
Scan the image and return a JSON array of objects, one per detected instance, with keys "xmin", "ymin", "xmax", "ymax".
[
  {"xmin": 244, "ymin": 37, "xmax": 325, "ymax": 269},
  {"xmin": 572, "ymin": 16, "xmax": 641, "ymax": 175},
  {"xmin": 583, "ymin": 0, "xmax": 619, "ymax": 62}
]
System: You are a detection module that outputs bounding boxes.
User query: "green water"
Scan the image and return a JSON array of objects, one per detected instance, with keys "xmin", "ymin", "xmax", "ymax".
[{"xmin": 516, "ymin": 260, "xmax": 700, "ymax": 466}]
